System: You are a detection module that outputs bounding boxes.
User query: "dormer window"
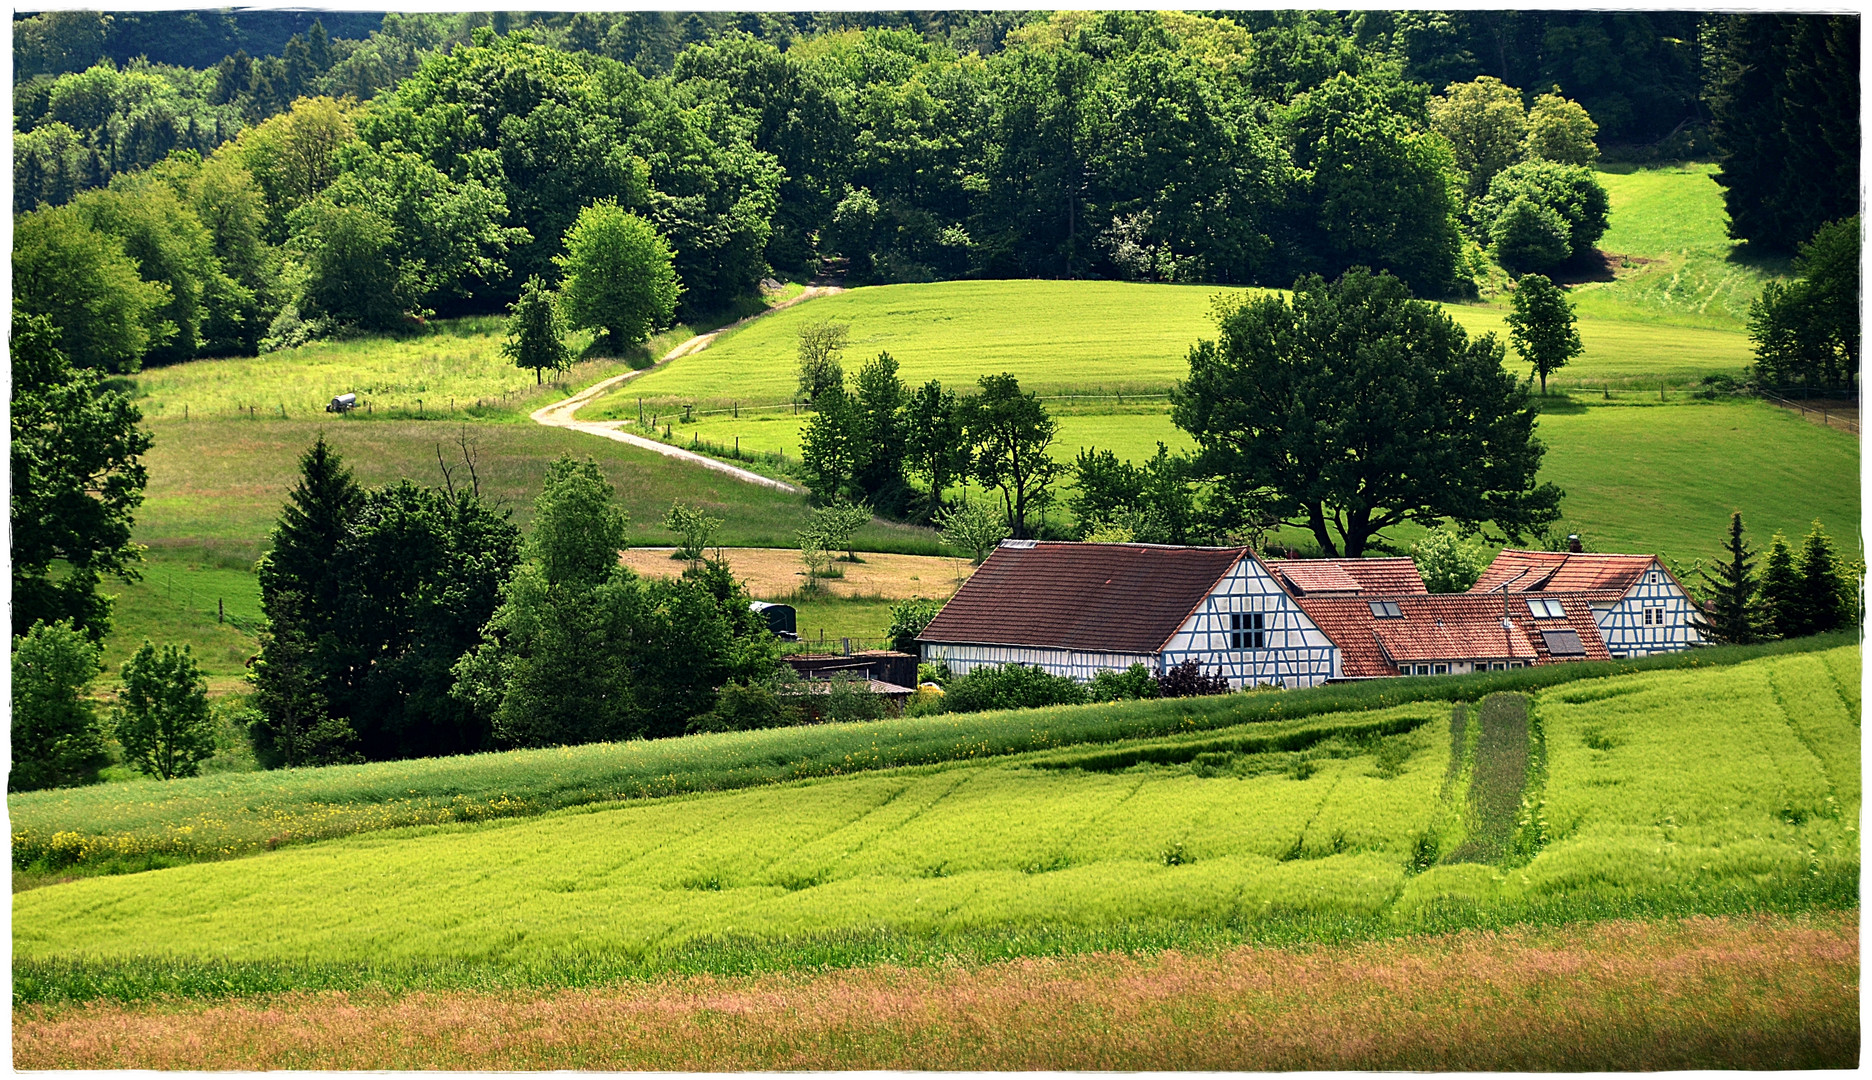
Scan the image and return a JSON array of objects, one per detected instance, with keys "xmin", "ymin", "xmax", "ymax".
[
  {"xmin": 1369, "ymin": 601, "xmax": 1402, "ymax": 618},
  {"xmin": 1230, "ymin": 611, "xmax": 1265, "ymax": 649},
  {"xmin": 1527, "ymin": 598, "xmax": 1566, "ymax": 619}
]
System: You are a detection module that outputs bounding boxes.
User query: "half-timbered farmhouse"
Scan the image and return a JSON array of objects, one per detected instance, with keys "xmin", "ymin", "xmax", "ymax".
[
  {"xmin": 917, "ymin": 541, "xmax": 1341, "ymax": 688},
  {"xmin": 918, "ymin": 542, "xmax": 1700, "ymax": 690},
  {"xmin": 1467, "ymin": 549, "xmax": 1705, "ymax": 657}
]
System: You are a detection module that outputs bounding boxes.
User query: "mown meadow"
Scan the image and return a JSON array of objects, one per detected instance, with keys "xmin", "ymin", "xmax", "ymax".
[{"xmin": 13, "ymin": 641, "xmax": 1859, "ymax": 1008}]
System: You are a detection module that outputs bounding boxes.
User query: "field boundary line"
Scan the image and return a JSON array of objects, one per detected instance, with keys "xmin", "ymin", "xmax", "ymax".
[{"xmin": 531, "ymin": 286, "xmax": 843, "ymax": 493}]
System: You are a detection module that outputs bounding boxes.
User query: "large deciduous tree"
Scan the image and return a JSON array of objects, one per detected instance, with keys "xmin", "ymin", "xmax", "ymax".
[
  {"xmin": 903, "ymin": 379, "xmax": 968, "ymax": 519},
  {"xmin": 964, "ymin": 373, "xmax": 1060, "ymax": 540},
  {"xmin": 1504, "ymin": 273, "xmax": 1582, "ymax": 393},
  {"xmin": 1476, "ymin": 160, "xmax": 1609, "ymax": 272},
  {"xmin": 1747, "ymin": 216, "xmax": 1859, "ymax": 391},
  {"xmin": 501, "ymin": 275, "xmax": 572, "ymax": 384},
  {"xmin": 1427, "ymin": 75, "xmax": 1528, "ymax": 202},
  {"xmin": 1173, "ymin": 268, "xmax": 1563, "ymax": 557},
  {"xmin": 10, "ymin": 619, "xmax": 111, "ymax": 791},
  {"xmin": 10, "ymin": 311, "xmax": 153, "ymax": 639},
  {"xmin": 556, "ymin": 200, "xmax": 681, "ymax": 351},
  {"xmin": 112, "ymin": 641, "xmax": 215, "ymax": 780},
  {"xmin": 12, "ymin": 206, "xmax": 172, "ymax": 373},
  {"xmin": 1284, "ymin": 72, "xmax": 1465, "ymax": 296}
]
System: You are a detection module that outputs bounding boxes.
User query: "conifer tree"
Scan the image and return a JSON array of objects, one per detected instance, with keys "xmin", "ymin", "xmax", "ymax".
[
  {"xmin": 1693, "ymin": 512, "xmax": 1759, "ymax": 644},
  {"xmin": 1796, "ymin": 520, "xmax": 1846, "ymax": 635},
  {"xmin": 1758, "ymin": 532, "xmax": 1803, "ymax": 639}
]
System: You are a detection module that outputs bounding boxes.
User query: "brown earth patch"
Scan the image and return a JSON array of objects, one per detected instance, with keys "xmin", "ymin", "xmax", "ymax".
[
  {"xmin": 15, "ymin": 912, "xmax": 1857, "ymax": 1071},
  {"xmin": 624, "ymin": 546, "xmax": 975, "ymax": 601}
]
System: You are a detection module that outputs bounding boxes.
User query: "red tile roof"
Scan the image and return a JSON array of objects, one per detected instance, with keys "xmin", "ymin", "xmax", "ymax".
[
  {"xmin": 917, "ymin": 541, "xmax": 1247, "ymax": 654},
  {"xmin": 1294, "ymin": 593, "xmax": 1611, "ymax": 678},
  {"xmin": 1469, "ymin": 550, "xmax": 1660, "ymax": 596},
  {"xmin": 1266, "ymin": 557, "xmax": 1427, "ymax": 596}
]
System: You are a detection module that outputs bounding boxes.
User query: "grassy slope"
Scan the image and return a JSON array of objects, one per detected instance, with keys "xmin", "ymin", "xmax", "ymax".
[
  {"xmin": 1566, "ymin": 163, "xmax": 1789, "ymax": 331},
  {"xmin": 12, "ymin": 645, "xmax": 1859, "ymax": 989},
  {"xmin": 591, "ymin": 277, "xmax": 1751, "ymax": 421}
]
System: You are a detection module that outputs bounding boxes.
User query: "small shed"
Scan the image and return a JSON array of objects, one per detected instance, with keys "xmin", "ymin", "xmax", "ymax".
[{"xmin": 749, "ymin": 601, "xmax": 797, "ymax": 640}]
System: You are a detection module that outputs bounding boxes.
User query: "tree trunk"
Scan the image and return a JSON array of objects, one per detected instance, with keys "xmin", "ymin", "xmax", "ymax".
[{"xmin": 1306, "ymin": 503, "xmax": 1339, "ymax": 556}]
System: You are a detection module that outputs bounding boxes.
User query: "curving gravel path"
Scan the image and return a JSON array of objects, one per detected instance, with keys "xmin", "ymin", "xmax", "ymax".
[{"xmin": 531, "ymin": 286, "xmax": 841, "ymax": 494}]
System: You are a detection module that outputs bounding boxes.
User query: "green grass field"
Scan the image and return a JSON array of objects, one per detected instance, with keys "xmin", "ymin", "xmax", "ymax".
[
  {"xmin": 1565, "ymin": 163, "xmax": 1789, "ymax": 331},
  {"xmin": 11, "ymin": 633, "xmax": 1850, "ymax": 882},
  {"xmin": 590, "ymin": 277, "xmax": 1755, "ymax": 422},
  {"xmin": 619, "ymin": 396, "xmax": 1859, "ymax": 568},
  {"xmin": 13, "ymin": 644, "xmax": 1859, "ymax": 998}
]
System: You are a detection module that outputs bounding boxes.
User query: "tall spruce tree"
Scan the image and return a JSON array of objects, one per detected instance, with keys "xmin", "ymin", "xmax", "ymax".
[
  {"xmin": 1758, "ymin": 531, "xmax": 1802, "ymax": 639},
  {"xmin": 1795, "ymin": 520, "xmax": 1846, "ymax": 635},
  {"xmin": 1693, "ymin": 512, "xmax": 1759, "ymax": 645},
  {"xmin": 251, "ymin": 436, "xmax": 363, "ymax": 765}
]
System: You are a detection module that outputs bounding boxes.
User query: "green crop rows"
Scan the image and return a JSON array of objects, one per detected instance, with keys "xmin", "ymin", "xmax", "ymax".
[
  {"xmin": 13, "ymin": 634, "xmax": 1844, "ymax": 882},
  {"xmin": 13, "ymin": 644, "xmax": 1858, "ymax": 1005}
]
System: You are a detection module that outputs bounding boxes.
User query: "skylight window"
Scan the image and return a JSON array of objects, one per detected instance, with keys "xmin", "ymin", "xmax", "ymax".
[
  {"xmin": 1369, "ymin": 601, "xmax": 1402, "ymax": 618},
  {"xmin": 1527, "ymin": 598, "xmax": 1566, "ymax": 619}
]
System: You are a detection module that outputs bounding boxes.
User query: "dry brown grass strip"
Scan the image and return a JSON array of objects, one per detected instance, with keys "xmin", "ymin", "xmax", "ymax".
[
  {"xmin": 622, "ymin": 546, "xmax": 974, "ymax": 601},
  {"xmin": 16, "ymin": 912, "xmax": 1857, "ymax": 1070}
]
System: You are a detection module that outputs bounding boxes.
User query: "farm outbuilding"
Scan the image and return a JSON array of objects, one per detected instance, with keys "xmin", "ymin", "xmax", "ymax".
[
  {"xmin": 916, "ymin": 541, "xmax": 1341, "ymax": 689},
  {"xmin": 1468, "ymin": 550, "xmax": 1705, "ymax": 657}
]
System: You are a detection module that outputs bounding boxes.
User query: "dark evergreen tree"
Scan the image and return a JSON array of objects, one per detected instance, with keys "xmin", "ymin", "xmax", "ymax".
[
  {"xmin": 1708, "ymin": 15, "xmax": 1860, "ymax": 251},
  {"xmin": 1693, "ymin": 512, "xmax": 1759, "ymax": 645},
  {"xmin": 1795, "ymin": 521, "xmax": 1846, "ymax": 636},
  {"xmin": 1757, "ymin": 532, "xmax": 1802, "ymax": 639}
]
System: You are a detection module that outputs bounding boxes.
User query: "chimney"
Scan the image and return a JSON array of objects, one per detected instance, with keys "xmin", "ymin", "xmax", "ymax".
[{"xmin": 1566, "ymin": 534, "xmax": 1583, "ymax": 553}]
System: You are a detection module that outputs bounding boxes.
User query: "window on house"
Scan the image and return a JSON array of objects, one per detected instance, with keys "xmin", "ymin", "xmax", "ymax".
[
  {"xmin": 1369, "ymin": 601, "xmax": 1402, "ymax": 618},
  {"xmin": 1229, "ymin": 610, "xmax": 1266, "ymax": 649},
  {"xmin": 1527, "ymin": 598, "xmax": 1566, "ymax": 619}
]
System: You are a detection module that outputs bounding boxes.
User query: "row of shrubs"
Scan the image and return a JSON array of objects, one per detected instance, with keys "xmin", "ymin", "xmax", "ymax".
[{"xmin": 688, "ymin": 660, "xmax": 1241, "ymax": 734}]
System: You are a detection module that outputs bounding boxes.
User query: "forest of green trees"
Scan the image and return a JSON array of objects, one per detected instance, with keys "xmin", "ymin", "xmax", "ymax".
[{"xmin": 12, "ymin": 9, "xmax": 1860, "ymax": 377}]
